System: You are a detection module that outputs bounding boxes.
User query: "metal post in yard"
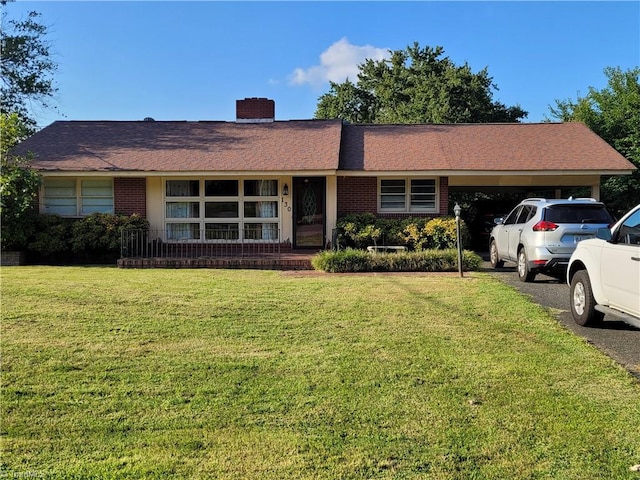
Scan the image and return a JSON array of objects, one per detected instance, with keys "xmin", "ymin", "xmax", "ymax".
[{"xmin": 454, "ymin": 203, "xmax": 463, "ymax": 278}]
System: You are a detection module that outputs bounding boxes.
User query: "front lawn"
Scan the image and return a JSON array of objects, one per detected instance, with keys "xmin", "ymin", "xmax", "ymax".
[{"xmin": 2, "ymin": 267, "xmax": 639, "ymax": 479}]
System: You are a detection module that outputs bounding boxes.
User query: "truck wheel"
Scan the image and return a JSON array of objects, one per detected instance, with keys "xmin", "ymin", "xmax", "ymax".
[
  {"xmin": 517, "ymin": 248, "xmax": 536, "ymax": 282},
  {"xmin": 489, "ymin": 240, "xmax": 504, "ymax": 268},
  {"xmin": 570, "ymin": 270, "xmax": 604, "ymax": 327}
]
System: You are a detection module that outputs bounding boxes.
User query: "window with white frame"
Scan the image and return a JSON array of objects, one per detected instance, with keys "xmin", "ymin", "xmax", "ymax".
[
  {"xmin": 42, "ymin": 178, "xmax": 114, "ymax": 216},
  {"xmin": 164, "ymin": 179, "xmax": 280, "ymax": 241},
  {"xmin": 379, "ymin": 178, "xmax": 437, "ymax": 213}
]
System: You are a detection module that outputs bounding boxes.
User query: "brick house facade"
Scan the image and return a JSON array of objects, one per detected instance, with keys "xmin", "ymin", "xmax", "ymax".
[{"xmin": 13, "ymin": 97, "xmax": 635, "ymax": 253}]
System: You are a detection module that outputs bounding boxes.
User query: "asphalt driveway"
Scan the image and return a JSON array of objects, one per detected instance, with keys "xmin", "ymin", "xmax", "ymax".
[{"xmin": 483, "ymin": 259, "xmax": 640, "ymax": 379}]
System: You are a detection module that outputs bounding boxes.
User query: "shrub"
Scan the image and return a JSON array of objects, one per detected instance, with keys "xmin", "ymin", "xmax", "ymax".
[
  {"xmin": 27, "ymin": 214, "xmax": 74, "ymax": 257},
  {"xmin": 26, "ymin": 212, "xmax": 149, "ymax": 263},
  {"xmin": 337, "ymin": 213, "xmax": 380, "ymax": 248},
  {"xmin": 401, "ymin": 221, "xmax": 429, "ymax": 251},
  {"xmin": 337, "ymin": 214, "xmax": 470, "ymax": 251},
  {"xmin": 312, "ymin": 248, "xmax": 482, "ymax": 273},
  {"xmin": 403, "ymin": 217, "xmax": 472, "ymax": 250},
  {"xmin": 312, "ymin": 248, "xmax": 371, "ymax": 272},
  {"xmin": 337, "ymin": 214, "xmax": 427, "ymax": 249},
  {"xmin": 71, "ymin": 213, "xmax": 149, "ymax": 255}
]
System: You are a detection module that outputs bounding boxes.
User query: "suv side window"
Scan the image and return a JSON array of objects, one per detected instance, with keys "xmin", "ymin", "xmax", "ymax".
[
  {"xmin": 616, "ymin": 209, "xmax": 640, "ymax": 245},
  {"xmin": 503, "ymin": 207, "xmax": 522, "ymax": 225},
  {"xmin": 516, "ymin": 205, "xmax": 536, "ymax": 224}
]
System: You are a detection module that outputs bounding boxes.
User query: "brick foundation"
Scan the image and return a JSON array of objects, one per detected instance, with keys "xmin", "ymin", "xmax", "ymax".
[{"xmin": 117, "ymin": 255, "xmax": 313, "ymax": 270}]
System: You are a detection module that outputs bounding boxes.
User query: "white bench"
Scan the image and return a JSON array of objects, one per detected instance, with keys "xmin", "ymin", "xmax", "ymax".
[{"xmin": 366, "ymin": 245, "xmax": 407, "ymax": 253}]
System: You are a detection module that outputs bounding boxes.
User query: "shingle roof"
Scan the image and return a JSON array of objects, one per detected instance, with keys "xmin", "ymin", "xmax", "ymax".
[
  {"xmin": 13, "ymin": 119, "xmax": 635, "ymax": 174},
  {"xmin": 14, "ymin": 120, "xmax": 343, "ymax": 173},
  {"xmin": 339, "ymin": 122, "xmax": 635, "ymax": 173}
]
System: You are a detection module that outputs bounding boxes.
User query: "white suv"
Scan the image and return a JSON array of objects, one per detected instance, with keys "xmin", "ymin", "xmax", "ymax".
[
  {"xmin": 567, "ymin": 204, "xmax": 640, "ymax": 328},
  {"xmin": 489, "ymin": 198, "xmax": 614, "ymax": 282}
]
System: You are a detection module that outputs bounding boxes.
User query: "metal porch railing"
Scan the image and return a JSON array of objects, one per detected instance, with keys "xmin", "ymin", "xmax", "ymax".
[{"xmin": 120, "ymin": 227, "xmax": 282, "ymax": 259}]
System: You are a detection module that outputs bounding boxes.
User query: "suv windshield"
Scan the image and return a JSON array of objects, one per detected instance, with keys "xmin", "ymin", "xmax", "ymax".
[{"xmin": 544, "ymin": 205, "xmax": 613, "ymax": 224}]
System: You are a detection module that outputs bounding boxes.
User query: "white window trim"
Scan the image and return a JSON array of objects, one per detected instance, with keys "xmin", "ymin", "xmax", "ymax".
[
  {"xmin": 163, "ymin": 178, "xmax": 281, "ymax": 242},
  {"xmin": 378, "ymin": 177, "xmax": 439, "ymax": 214},
  {"xmin": 41, "ymin": 177, "xmax": 114, "ymax": 217}
]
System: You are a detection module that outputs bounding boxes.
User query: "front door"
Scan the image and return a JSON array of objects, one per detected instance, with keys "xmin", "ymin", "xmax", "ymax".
[{"xmin": 293, "ymin": 177, "xmax": 325, "ymax": 248}]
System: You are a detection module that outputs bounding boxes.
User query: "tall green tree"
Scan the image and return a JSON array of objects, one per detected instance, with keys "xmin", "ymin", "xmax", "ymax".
[
  {"xmin": 549, "ymin": 67, "xmax": 640, "ymax": 215},
  {"xmin": 1, "ymin": 8, "xmax": 58, "ymax": 130},
  {"xmin": 315, "ymin": 43, "xmax": 527, "ymax": 124},
  {"xmin": 0, "ymin": 112, "xmax": 41, "ymax": 251}
]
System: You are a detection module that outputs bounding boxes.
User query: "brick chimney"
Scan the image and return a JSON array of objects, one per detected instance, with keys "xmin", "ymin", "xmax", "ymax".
[{"xmin": 236, "ymin": 97, "xmax": 275, "ymax": 123}]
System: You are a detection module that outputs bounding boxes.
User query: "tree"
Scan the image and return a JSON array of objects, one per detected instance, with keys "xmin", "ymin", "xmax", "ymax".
[
  {"xmin": 0, "ymin": 112, "xmax": 41, "ymax": 251},
  {"xmin": 315, "ymin": 79, "xmax": 378, "ymax": 124},
  {"xmin": 1, "ymin": 5, "xmax": 55, "ymax": 250},
  {"xmin": 315, "ymin": 43, "xmax": 527, "ymax": 124},
  {"xmin": 1, "ymin": 8, "xmax": 58, "ymax": 130},
  {"xmin": 549, "ymin": 67, "xmax": 640, "ymax": 215}
]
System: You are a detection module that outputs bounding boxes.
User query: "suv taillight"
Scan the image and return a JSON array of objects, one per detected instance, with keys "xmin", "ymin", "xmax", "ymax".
[{"xmin": 532, "ymin": 220, "xmax": 558, "ymax": 231}]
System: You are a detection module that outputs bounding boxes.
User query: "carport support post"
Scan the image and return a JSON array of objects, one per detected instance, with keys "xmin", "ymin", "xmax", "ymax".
[{"xmin": 454, "ymin": 203, "xmax": 463, "ymax": 278}]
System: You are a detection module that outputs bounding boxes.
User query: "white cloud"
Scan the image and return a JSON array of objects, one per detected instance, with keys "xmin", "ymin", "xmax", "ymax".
[{"xmin": 290, "ymin": 37, "xmax": 390, "ymax": 88}]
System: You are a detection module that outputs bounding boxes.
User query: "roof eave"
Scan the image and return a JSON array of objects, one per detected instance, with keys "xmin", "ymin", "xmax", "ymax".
[
  {"xmin": 337, "ymin": 169, "xmax": 636, "ymax": 176},
  {"xmin": 37, "ymin": 169, "xmax": 339, "ymax": 177}
]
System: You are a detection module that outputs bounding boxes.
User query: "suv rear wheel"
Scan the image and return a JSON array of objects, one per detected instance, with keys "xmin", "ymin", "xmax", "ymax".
[
  {"xmin": 517, "ymin": 248, "xmax": 536, "ymax": 282},
  {"xmin": 570, "ymin": 270, "xmax": 604, "ymax": 326}
]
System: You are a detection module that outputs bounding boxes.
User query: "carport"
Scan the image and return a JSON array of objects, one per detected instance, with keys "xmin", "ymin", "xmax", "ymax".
[{"xmin": 448, "ymin": 173, "xmax": 627, "ymax": 250}]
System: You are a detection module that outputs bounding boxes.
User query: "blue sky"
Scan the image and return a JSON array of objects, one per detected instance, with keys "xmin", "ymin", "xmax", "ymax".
[{"xmin": 4, "ymin": 1, "xmax": 639, "ymax": 128}]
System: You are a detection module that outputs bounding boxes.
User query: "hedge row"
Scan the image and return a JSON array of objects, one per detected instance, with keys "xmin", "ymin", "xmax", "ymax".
[
  {"xmin": 24, "ymin": 212, "xmax": 148, "ymax": 263},
  {"xmin": 311, "ymin": 248, "xmax": 482, "ymax": 273}
]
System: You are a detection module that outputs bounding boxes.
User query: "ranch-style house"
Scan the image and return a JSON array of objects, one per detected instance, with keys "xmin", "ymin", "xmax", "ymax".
[{"xmin": 13, "ymin": 97, "xmax": 635, "ymax": 266}]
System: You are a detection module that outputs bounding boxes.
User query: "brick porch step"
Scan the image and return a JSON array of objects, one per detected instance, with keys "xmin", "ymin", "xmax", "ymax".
[{"xmin": 117, "ymin": 254, "xmax": 314, "ymax": 270}]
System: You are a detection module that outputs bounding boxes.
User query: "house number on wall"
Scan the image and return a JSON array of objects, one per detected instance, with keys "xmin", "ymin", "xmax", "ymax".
[{"xmin": 283, "ymin": 201, "xmax": 292, "ymax": 212}]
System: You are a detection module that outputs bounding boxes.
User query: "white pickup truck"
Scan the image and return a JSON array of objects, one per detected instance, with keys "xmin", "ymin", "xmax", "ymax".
[{"xmin": 567, "ymin": 203, "xmax": 640, "ymax": 329}]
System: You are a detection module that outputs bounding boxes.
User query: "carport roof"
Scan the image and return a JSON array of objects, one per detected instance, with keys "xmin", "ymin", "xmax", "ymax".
[{"xmin": 338, "ymin": 122, "xmax": 635, "ymax": 173}]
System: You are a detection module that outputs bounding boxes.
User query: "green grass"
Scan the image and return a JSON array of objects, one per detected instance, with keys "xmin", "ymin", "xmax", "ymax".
[{"xmin": 1, "ymin": 267, "xmax": 639, "ymax": 479}]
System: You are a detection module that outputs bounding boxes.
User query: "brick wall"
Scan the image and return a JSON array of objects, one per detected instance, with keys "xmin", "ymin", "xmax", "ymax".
[
  {"xmin": 439, "ymin": 177, "xmax": 449, "ymax": 215},
  {"xmin": 337, "ymin": 176, "xmax": 450, "ymax": 218},
  {"xmin": 337, "ymin": 177, "xmax": 378, "ymax": 216},
  {"xmin": 114, "ymin": 178, "xmax": 147, "ymax": 217}
]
